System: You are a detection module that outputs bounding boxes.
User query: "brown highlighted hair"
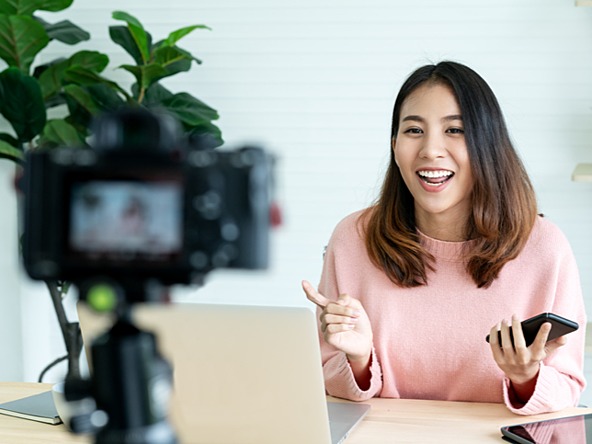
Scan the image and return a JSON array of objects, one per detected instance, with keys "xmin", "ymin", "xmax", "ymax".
[{"xmin": 364, "ymin": 61, "xmax": 537, "ymax": 288}]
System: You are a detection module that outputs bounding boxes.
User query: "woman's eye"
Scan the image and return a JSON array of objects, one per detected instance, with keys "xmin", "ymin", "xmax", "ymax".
[
  {"xmin": 447, "ymin": 127, "xmax": 464, "ymax": 134},
  {"xmin": 404, "ymin": 127, "xmax": 423, "ymax": 134}
]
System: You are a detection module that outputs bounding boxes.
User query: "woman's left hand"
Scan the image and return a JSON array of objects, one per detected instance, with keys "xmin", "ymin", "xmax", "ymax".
[{"xmin": 489, "ymin": 315, "xmax": 567, "ymax": 386}]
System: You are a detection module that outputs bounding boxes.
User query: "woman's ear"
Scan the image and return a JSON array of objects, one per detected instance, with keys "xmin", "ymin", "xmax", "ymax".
[{"xmin": 391, "ymin": 137, "xmax": 398, "ymax": 166}]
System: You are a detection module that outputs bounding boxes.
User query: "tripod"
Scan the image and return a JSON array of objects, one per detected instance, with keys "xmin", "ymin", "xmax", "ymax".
[{"xmin": 66, "ymin": 291, "xmax": 177, "ymax": 444}]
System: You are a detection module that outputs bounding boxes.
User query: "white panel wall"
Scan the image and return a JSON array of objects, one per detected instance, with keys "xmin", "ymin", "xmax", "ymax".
[
  {"xmin": 0, "ymin": 0, "xmax": 591, "ymax": 382},
  {"xmin": 0, "ymin": 162, "xmax": 22, "ymax": 380}
]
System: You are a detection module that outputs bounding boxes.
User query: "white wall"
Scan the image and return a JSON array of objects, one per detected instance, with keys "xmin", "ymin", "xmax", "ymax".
[
  {"xmin": 0, "ymin": 162, "xmax": 22, "ymax": 380},
  {"xmin": 1, "ymin": 0, "xmax": 591, "ymax": 382}
]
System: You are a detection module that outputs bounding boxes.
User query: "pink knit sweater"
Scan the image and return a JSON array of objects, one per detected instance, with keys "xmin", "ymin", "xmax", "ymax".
[{"xmin": 317, "ymin": 211, "xmax": 586, "ymax": 415}]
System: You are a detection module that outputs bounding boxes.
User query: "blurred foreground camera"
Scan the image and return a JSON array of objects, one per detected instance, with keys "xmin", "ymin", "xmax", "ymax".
[
  {"xmin": 22, "ymin": 108, "xmax": 273, "ymax": 298},
  {"xmin": 20, "ymin": 108, "xmax": 275, "ymax": 444}
]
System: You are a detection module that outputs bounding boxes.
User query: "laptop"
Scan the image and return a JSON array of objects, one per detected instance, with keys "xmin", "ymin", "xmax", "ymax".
[{"xmin": 77, "ymin": 302, "xmax": 370, "ymax": 443}]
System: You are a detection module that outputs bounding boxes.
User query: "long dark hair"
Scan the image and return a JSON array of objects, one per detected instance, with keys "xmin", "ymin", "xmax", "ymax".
[{"xmin": 364, "ymin": 61, "xmax": 537, "ymax": 288}]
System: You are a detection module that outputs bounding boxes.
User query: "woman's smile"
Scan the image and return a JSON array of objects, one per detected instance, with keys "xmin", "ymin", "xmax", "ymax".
[{"xmin": 416, "ymin": 168, "xmax": 455, "ymax": 189}]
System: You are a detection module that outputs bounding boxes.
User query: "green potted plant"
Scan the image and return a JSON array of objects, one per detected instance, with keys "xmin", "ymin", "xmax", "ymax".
[{"xmin": 0, "ymin": 0, "xmax": 223, "ymax": 380}]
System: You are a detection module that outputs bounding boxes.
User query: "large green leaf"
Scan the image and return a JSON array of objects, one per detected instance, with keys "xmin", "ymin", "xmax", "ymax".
[
  {"xmin": 153, "ymin": 46, "xmax": 193, "ymax": 77},
  {"xmin": 64, "ymin": 95, "xmax": 91, "ymax": 134},
  {"xmin": 185, "ymin": 121, "xmax": 223, "ymax": 148},
  {"xmin": 37, "ymin": 58, "xmax": 67, "ymax": 100},
  {"xmin": 0, "ymin": 132, "xmax": 19, "ymax": 146},
  {"xmin": 0, "ymin": 0, "xmax": 73, "ymax": 15},
  {"xmin": 86, "ymin": 83, "xmax": 126, "ymax": 112},
  {"xmin": 38, "ymin": 51, "xmax": 109, "ymax": 102},
  {"xmin": 162, "ymin": 24, "xmax": 210, "ymax": 47},
  {"xmin": 161, "ymin": 92, "xmax": 219, "ymax": 126},
  {"xmin": 37, "ymin": 18, "xmax": 90, "ymax": 45},
  {"xmin": 0, "ymin": 132, "xmax": 23, "ymax": 159},
  {"xmin": 69, "ymin": 50, "xmax": 109, "ymax": 72},
  {"xmin": 39, "ymin": 118, "xmax": 84, "ymax": 147},
  {"xmin": 159, "ymin": 93, "xmax": 223, "ymax": 146},
  {"xmin": 153, "ymin": 41, "xmax": 201, "ymax": 64},
  {"xmin": 112, "ymin": 10, "xmax": 143, "ymax": 29},
  {"xmin": 64, "ymin": 65, "xmax": 130, "ymax": 101},
  {"xmin": 120, "ymin": 63, "xmax": 167, "ymax": 92},
  {"xmin": 137, "ymin": 82, "xmax": 173, "ymax": 107},
  {"xmin": 0, "ymin": 67, "xmax": 46, "ymax": 142},
  {"xmin": 151, "ymin": 22, "xmax": 207, "ymax": 68},
  {"xmin": 0, "ymin": 138, "xmax": 23, "ymax": 162},
  {"xmin": 109, "ymin": 25, "xmax": 152, "ymax": 66},
  {"xmin": 112, "ymin": 11, "xmax": 150, "ymax": 64},
  {"xmin": 0, "ymin": 14, "xmax": 49, "ymax": 73},
  {"xmin": 64, "ymin": 65, "xmax": 116, "ymax": 87},
  {"xmin": 63, "ymin": 84, "xmax": 101, "ymax": 115}
]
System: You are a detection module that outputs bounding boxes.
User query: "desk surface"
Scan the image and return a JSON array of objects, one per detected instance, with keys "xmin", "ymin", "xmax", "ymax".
[
  {"xmin": 1, "ymin": 382, "xmax": 591, "ymax": 443},
  {"xmin": 341, "ymin": 397, "xmax": 592, "ymax": 443}
]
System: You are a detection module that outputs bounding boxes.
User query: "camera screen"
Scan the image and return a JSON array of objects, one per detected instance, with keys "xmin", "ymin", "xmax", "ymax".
[{"xmin": 69, "ymin": 180, "xmax": 183, "ymax": 262}]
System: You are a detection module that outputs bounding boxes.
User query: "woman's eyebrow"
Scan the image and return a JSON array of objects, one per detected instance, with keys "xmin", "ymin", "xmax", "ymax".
[
  {"xmin": 401, "ymin": 114, "xmax": 463, "ymax": 123},
  {"xmin": 442, "ymin": 114, "xmax": 463, "ymax": 122},
  {"xmin": 401, "ymin": 115, "xmax": 424, "ymax": 123}
]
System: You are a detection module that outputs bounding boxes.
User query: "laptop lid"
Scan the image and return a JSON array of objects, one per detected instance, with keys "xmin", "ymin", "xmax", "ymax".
[{"xmin": 78, "ymin": 303, "xmax": 369, "ymax": 444}]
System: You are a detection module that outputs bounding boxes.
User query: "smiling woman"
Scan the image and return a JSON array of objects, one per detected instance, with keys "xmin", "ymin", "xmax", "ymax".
[
  {"xmin": 369, "ymin": 62, "xmax": 538, "ymax": 289},
  {"xmin": 302, "ymin": 61, "xmax": 587, "ymax": 417},
  {"xmin": 392, "ymin": 83, "xmax": 474, "ymax": 242}
]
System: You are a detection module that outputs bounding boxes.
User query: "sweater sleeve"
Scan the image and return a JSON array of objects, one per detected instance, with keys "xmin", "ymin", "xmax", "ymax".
[
  {"xmin": 502, "ymin": 223, "xmax": 587, "ymax": 415},
  {"xmin": 320, "ymin": 339, "xmax": 383, "ymax": 401},
  {"xmin": 316, "ymin": 214, "xmax": 383, "ymax": 401}
]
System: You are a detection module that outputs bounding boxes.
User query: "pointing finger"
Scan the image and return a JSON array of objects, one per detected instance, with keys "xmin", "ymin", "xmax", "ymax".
[{"xmin": 302, "ymin": 280, "xmax": 330, "ymax": 308}]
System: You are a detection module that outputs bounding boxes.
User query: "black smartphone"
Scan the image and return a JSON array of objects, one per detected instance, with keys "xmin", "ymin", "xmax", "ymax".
[{"xmin": 485, "ymin": 313, "xmax": 579, "ymax": 347}]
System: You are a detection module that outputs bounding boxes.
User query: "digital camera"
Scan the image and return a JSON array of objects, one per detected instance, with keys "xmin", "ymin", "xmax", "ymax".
[{"xmin": 21, "ymin": 109, "xmax": 273, "ymax": 291}]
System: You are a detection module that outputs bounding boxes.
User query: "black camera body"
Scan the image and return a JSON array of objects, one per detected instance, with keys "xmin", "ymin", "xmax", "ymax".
[{"xmin": 22, "ymin": 110, "xmax": 272, "ymax": 293}]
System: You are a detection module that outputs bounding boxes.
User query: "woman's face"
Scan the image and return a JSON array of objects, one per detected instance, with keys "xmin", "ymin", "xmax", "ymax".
[{"xmin": 393, "ymin": 82, "xmax": 474, "ymax": 234}]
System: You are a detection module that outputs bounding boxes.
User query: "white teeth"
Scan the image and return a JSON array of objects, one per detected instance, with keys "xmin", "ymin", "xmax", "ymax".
[{"xmin": 417, "ymin": 170, "xmax": 453, "ymax": 178}]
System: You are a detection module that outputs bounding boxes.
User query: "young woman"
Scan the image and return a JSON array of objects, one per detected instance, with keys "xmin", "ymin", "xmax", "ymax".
[{"xmin": 302, "ymin": 61, "xmax": 586, "ymax": 415}]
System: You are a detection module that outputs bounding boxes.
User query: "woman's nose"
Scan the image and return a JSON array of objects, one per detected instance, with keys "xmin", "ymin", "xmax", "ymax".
[{"xmin": 419, "ymin": 132, "xmax": 446, "ymax": 159}]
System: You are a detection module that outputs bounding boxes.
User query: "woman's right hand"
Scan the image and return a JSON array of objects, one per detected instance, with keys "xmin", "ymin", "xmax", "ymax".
[{"xmin": 301, "ymin": 280, "xmax": 373, "ymax": 364}]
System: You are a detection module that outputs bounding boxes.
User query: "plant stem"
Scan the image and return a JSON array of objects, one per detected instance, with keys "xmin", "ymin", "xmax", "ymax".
[
  {"xmin": 137, "ymin": 86, "xmax": 146, "ymax": 104},
  {"xmin": 45, "ymin": 280, "xmax": 83, "ymax": 380}
]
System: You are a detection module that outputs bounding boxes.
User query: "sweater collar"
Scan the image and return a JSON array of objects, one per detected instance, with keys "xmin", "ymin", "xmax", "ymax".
[{"xmin": 417, "ymin": 230, "xmax": 476, "ymax": 262}]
